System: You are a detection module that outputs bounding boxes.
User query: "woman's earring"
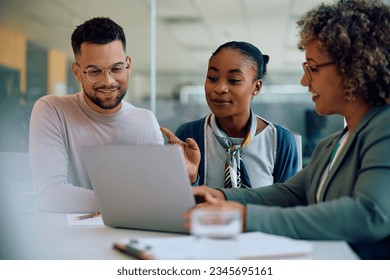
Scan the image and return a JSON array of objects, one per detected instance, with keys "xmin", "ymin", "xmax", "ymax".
[{"xmin": 345, "ymin": 92, "xmax": 354, "ymax": 102}]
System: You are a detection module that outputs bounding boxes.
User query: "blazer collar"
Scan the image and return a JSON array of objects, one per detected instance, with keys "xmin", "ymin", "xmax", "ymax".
[{"xmin": 318, "ymin": 105, "xmax": 389, "ymax": 201}]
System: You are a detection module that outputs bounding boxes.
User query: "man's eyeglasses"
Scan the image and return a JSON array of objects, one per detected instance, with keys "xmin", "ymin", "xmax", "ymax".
[
  {"xmin": 75, "ymin": 60, "xmax": 129, "ymax": 82},
  {"xmin": 302, "ymin": 61, "xmax": 335, "ymax": 81}
]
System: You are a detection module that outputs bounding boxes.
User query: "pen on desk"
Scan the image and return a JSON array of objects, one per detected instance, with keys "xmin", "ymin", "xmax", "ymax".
[
  {"xmin": 75, "ymin": 212, "xmax": 100, "ymax": 220},
  {"xmin": 113, "ymin": 242, "xmax": 155, "ymax": 260}
]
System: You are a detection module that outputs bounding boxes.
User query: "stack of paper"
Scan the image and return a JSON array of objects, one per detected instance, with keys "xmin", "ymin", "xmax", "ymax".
[{"xmin": 116, "ymin": 232, "xmax": 312, "ymax": 259}]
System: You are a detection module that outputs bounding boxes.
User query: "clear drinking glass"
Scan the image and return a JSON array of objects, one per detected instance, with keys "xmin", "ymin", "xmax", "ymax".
[{"xmin": 190, "ymin": 208, "xmax": 242, "ymax": 259}]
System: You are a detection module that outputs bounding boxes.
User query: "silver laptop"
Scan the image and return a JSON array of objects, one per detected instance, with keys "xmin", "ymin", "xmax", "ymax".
[{"xmin": 82, "ymin": 145, "xmax": 196, "ymax": 233}]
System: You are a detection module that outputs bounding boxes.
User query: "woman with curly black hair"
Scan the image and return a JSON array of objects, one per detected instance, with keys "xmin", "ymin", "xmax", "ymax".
[{"xmin": 191, "ymin": 0, "xmax": 390, "ymax": 260}]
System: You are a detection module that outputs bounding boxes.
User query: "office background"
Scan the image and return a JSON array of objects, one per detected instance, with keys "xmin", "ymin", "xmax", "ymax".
[{"xmin": 3, "ymin": 0, "xmax": 383, "ymax": 165}]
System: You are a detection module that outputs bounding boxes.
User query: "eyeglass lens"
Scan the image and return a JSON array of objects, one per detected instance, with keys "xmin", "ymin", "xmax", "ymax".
[
  {"xmin": 85, "ymin": 65, "xmax": 127, "ymax": 82},
  {"xmin": 302, "ymin": 63, "xmax": 312, "ymax": 81}
]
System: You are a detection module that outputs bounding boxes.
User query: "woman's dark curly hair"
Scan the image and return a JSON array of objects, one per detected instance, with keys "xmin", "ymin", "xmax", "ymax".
[{"xmin": 297, "ymin": 0, "xmax": 390, "ymax": 106}]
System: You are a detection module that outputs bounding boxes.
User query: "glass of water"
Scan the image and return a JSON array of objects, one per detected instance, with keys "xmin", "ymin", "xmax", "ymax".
[{"xmin": 190, "ymin": 208, "xmax": 242, "ymax": 259}]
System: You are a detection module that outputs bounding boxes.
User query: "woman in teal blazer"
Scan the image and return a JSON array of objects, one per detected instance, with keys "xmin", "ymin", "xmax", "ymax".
[{"xmin": 191, "ymin": 0, "xmax": 390, "ymax": 259}]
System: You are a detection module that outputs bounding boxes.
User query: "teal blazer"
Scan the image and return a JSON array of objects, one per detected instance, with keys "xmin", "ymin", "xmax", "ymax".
[{"xmin": 222, "ymin": 105, "xmax": 390, "ymax": 259}]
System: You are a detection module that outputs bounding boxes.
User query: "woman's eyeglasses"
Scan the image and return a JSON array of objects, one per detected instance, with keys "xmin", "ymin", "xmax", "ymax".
[{"xmin": 302, "ymin": 61, "xmax": 335, "ymax": 81}]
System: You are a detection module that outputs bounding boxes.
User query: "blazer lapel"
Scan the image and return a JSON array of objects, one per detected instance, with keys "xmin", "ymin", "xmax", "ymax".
[
  {"xmin": 308, "ymin": 136, "xmax": 338, "ymax": 203},
  {"xmin": 310, "ymin": 106, "xmax": 387, "ymax": 203},
  {"xmin": 319, "ymin": 107, "xmax": 384, "ymax": 201},
  {"xmin": 319, "ymin": 129, "xmax": 351, "ymax": 201}
]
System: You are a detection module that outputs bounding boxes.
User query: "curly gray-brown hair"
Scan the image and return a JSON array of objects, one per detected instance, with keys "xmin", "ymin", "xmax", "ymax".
[{"xmin": 297, "ymin": 0, "xmax": 390, "ymax": 106}]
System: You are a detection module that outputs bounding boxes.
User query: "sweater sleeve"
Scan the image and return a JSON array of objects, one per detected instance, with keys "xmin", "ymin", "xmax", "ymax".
[{"xmin": 29, "ymin": 97, "xmax": 98, "ymax": 213}]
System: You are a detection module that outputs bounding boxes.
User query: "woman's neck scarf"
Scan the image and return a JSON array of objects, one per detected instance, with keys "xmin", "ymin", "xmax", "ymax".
[{"xmin": 210, "ymin": 110, "xmax": 257, "ymax": 188}]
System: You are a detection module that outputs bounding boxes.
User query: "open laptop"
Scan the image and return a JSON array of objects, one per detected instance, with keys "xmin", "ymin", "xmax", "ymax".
[{"xmin": 82, "ymin": 144, "xmax": 196, "ymax": 233}]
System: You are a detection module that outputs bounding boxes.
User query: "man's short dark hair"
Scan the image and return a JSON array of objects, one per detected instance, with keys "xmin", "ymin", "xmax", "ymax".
[{"xmin": 71, "ymin": 17, "xmax": 126, "ymax": 56}]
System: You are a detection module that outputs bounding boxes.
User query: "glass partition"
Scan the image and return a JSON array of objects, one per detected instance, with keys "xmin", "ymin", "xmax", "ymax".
[
  {"xmin": 0, "ymin": 0, "xmax": 343, "ymax": 164},
  {"xmin": 150, "ymin": 0, "xmax": 343, "ymax": 166}
]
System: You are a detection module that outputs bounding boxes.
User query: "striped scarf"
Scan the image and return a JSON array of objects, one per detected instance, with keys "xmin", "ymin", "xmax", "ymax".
[{"xmin": 210, "ymin": 110, "xmax": 257, "ymax": 188}]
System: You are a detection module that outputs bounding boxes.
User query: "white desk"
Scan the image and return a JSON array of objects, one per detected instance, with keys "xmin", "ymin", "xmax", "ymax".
[{"xmin": 9, "ymin": 212, "xmax": 359, "ymax": 260}]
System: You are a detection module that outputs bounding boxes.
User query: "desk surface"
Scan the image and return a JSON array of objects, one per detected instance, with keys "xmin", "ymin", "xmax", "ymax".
[{"xmin": 10, "ymin": 212, "xmax": 359, "ymax": 260}]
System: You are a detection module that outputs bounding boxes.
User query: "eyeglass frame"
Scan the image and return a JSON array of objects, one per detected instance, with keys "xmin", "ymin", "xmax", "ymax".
[
  {"xmin": 302, "ymin": 61, "xmax": 335, "ymax": 81},
  {"xmin": 75, "ymin": 58, "xmax": 130, "ymax": 83}
]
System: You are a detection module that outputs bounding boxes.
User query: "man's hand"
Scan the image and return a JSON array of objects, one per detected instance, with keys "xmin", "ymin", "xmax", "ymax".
[{"xmin": 160, "ymin": 127, "xmax": 201, "ymax": 184}]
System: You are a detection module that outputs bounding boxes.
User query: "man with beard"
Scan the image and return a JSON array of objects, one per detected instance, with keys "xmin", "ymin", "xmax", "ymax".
[{"xmin": 29, "ymin": 17, "xmax": 164, "ymax": 212}]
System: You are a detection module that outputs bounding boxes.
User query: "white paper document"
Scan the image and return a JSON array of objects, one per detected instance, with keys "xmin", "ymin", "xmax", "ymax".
[
  {"xmin": 237, "ymin": 232, "xmax": 312, "ymax": 259},
  {"xmin": 118, "ymin": 232, "xmax": 312, "ymax": 259}
]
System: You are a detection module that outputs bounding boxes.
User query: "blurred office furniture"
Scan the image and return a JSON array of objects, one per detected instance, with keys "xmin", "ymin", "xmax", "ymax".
[
  {"xmin": 0, "ymin": 152, "xmax": 35, "ymax": 210},
  {"xmin": 0, "ymin": 152, "xmax": 35, "ymax": 259},
  {"xmin": 0, "ymin": 152, "xmax": 32, "ymax": 182},
  {"xmin": 304, "ymin": 110, "xmax": 327, "ymax": 159}
]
